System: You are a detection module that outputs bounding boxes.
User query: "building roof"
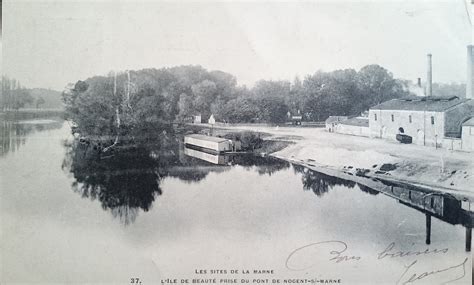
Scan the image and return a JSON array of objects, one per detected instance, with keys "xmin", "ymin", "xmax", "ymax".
[
  {"xmin": 339, "ymin": 117, "xmax": 369, "ymax": 127},
  {"xmin": 325, "ymin": 116, "xmax": 348, "ymax": 123},
  {"xmin": 463, "ymin": 117, "xmax": 474, "ymax": 126},
  {"xmin": 370, "ymin": 96, "xmax": 469, "ymax": 112},
  {"xmin": 186, "ymin": 134, "xmax": 230, "ymax": 143}
]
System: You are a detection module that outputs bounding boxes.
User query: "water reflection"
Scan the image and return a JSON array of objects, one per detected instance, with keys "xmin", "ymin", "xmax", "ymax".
[
  {"xmin": 0, "ymin": 118, "xmax": 63, "ymax": 156},
  {"xmin": 62, "ymin": 142, "xmax": 163, "ymax": 225},
  {"xmin": 293, "ymin": 165, "xmax": 474, "ymax": 252},
  {"xmin": 62, "ymin": 138, "xmax": 290, "ymax": 224},
  {"xmin": 293, "ymin": 164, "xmax": 356, "ymax": 197},
  {"xmin": 387, "ymin": 183, "xmax": 474, "ymax": 251},
  {"xmin": 183, "ymin": 145, "xmax": 290, "ymax": 176},
  {"xmin": 184, "ymin": 147, "xmax": 232, "ymax": 165}
]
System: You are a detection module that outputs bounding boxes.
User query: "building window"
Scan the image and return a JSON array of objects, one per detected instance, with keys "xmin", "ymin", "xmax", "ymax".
[
  {"xmin": 409, "ymin": 115, "xmax": 412, "ymax": 123},
  {"xmin": 431, "ymin": 116, "xmax": 435, "ymax": 125},
  {"xmin": 374, "ymin": 114, "xmax": 377, "ymax": 121},
  {"xmin": 391, "ymin": 114, "xmax": 394, "ymax": 122}
]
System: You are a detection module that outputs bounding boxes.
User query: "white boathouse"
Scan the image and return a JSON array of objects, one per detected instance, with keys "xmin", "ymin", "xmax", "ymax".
[{"xmin": 184, "ymin": 134, "xmax": 233, "ymax": 153}]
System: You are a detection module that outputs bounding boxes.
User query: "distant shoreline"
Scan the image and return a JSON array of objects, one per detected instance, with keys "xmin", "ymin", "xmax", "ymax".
[
  {"xmin": 0, "ymin": 108, "xmax": 64, "ymax": 113},
  {"xmin": 0, "ymin": 109, "xmax": 64, "ymax": 120}
]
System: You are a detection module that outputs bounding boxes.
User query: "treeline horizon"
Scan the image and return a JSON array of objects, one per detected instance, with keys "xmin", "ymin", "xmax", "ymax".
[
  {"xmin": 3, "ymin": 64, "xmax": 467, "ymax": 142},
  {"xmin": 0, "ymin": 76, "xmax": 64, "ymax": 111},
  {"xmin": 2, "ymin": 66, "xmax": 466, "ymax": 116},
  {"xmin": 62, "ymin": 64, "xmax": 467, "ymax": 141},
  {"xmin": 64, "ymin": 63, "xmax": 466, "ymax": 125},
  {"xmin": 0, "ymin": 76, "xmax": 34, "ymax": 111}
]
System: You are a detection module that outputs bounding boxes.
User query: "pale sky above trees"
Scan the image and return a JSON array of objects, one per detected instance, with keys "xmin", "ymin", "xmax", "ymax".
[{"xmin": 2, "ymin": 0, "xmax": 471, "ymax": 90}]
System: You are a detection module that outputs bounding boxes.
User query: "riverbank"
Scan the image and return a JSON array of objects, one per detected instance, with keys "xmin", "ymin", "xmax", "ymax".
[{"xmin": 198, "ymin": 123, "xmax": 474, "ymax": 197}]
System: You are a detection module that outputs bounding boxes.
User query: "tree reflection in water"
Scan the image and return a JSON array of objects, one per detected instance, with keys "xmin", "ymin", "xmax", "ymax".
[
  {"xmin": 293, "ymin": 165, "xmax": 382, "ymax": 197},
  {"xmin": 293, "ymin": 164, "xmax": 357, "ymax": 197},
  {"xmin": 62, "ymin": 135, "xmax": 290, "ymax": 225},
  {"xmin": 1, "ymin": 119, "xmax": 63, "ymax": 156},
  {"xmin": 232, "ymin": 154, "xmax": 290, "ymax": 176},
  {"xmin": 63, "ymin": 143, "xmax": 163, "ymax": 225},
  {"xmin": 357, "ymin": 184, "xmax": 380, "ymax": 196}
]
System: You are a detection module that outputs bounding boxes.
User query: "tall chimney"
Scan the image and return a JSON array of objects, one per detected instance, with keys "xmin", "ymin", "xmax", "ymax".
[
  {"xmin": 417, "ymin": 78, "xmax": 421, "ymax": 87},
  {"xmin": 467, "ymin": 45, "xmax": 474, "ymax": 99},
  {"xmin": 426, "ymin": 54, "xmax": 432, "ymax": 97}
]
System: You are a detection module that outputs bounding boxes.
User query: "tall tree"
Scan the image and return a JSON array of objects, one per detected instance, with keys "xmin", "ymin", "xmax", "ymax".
[
  {"xmin": 177, "ymin": 93, "xmax": 194, "ymax": 123},
  {"xmin": 356, "ymin": 65, "xmax": 408, "ymax": 107},
  {"xmin": 191, "ymin": 79, "xmax": 217, "ymax": 119}
]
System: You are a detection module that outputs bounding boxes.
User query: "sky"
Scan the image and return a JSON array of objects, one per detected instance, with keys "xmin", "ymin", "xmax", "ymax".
[{"xmin": 1, "ymin": 0, "xmax": 472, "ymax": 91}]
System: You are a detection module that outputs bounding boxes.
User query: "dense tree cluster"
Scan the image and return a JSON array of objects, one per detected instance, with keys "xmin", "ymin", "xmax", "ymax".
[
  {"xmin": 61, "ymin": 64, "xmax": 466, "ymax": 142},
  {"xmin": 63, "ymin": 66, "xmax": 238, "ymax": 142},
  {"xmin": 213, "ymin": 65, "xmax": 412, "ymax": 122}
]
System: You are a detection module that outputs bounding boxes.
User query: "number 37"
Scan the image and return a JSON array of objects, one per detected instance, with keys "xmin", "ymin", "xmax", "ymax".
[{"xmin": 131, "ymin": 277, "xmax": 141, "ymax": 284}]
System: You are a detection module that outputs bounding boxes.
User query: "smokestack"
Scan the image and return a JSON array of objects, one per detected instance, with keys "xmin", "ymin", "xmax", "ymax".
[
  {"xmin": 417, "ymin": 78, "xmax": 421, "ymax": 87},
  {"xmin": 426, "ymin": 54, "xmax": 432, "ymax": 97},
  {"xmin": 467, "ymin": 45, "xmax": 474, "ymax": 99}
]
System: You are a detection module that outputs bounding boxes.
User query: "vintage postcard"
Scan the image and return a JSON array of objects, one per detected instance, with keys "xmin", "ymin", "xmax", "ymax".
[{"xmin": 0, "ymin": 0, "xmax": 473, "ymax": 284}]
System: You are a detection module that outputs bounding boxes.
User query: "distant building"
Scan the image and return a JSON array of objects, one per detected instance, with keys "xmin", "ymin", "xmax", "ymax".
[
  {"xmin": 326, "ymin": 45, "xmax": 474, "ymax": 151},
  {"xmin": 288, "ymin": 110, "xmax": 303, "ymax": 125},
  {"xmin": 291, "ymin": 115, "xmax": 302, "ymax": 125},
  {"xmin": 325, "ymin": 116, "xmax": 348, "ymax": 132},
  {"xmin": 193, "ymin": 115, "xmax": 202, "ymax": 124},
  {"xmin": 369, "ymin": 96, "xmax": 474, "ymax": 147},
  {"xmin": 208, "ymin": 114, "xmax": 216, "ymax": 124},
  {"xmin": 335, "ymin": 117, "xmax": 370, "ymax": 137}
]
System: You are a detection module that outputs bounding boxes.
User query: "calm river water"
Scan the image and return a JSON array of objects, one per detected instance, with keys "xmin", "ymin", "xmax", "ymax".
[{"xmin": 0, "ymin": 118, "xmax": 472, "ymax": 284}]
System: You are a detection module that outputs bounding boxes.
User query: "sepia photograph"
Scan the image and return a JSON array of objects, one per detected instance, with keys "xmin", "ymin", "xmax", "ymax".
[{"xmin": 0, "ymin": 0, "xmax": 473, "ymax": 284}]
